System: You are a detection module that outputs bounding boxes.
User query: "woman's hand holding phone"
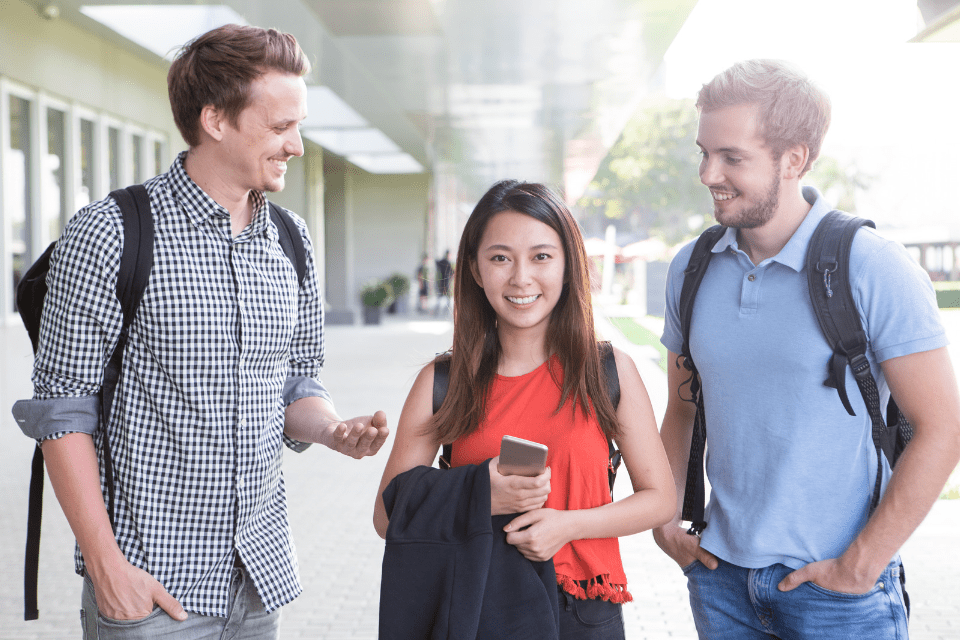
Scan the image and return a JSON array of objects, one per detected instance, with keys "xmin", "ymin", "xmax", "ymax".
[{"xmin": 488, "ymin": 457, "xmax": 551, "ymax": 516}]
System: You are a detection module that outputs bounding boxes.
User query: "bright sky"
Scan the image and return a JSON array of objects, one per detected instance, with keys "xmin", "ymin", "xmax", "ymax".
[{"xmin": 663, "ymin": 0, "xmax": 960, "ymax": 239}]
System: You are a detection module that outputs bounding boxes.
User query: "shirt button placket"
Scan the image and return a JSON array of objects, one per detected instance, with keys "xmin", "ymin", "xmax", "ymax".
[{"xmin": 740, "ymin": 269, "xmax": 762, "ymax": 313}]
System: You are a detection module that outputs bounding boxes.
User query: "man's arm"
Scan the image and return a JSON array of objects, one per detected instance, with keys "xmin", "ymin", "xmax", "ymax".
[
  {"xmin": 23, "ymin": 201, "xmax": 185, "ymax": 621},
  {"xmin": 283, "ymin": 395, "xmax": 388, "ymax": 459},
  {"xmin": 779, "ymin": 346, "xmax": 960, "ymax": 593},
  {"xmin": 41, "ymin": 434, "xmax": 186, "ymax": 621},
  {"xmin": 651, "ymin": 352, "xmax": 719, "ymax": 570}
]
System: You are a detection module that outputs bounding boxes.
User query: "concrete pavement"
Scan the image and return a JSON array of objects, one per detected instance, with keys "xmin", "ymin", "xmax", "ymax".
[{"xmin": 2, "ymin": 310, "xmax": 959, "ymax": 639}]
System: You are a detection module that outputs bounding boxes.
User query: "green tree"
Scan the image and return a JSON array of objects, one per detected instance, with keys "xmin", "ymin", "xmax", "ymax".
[
  {"xmin": 578, "ymin": 98, "xmax": 874, "ymax": 245},
  {"xmin": 578, "ymin": 98, "xmax": 708, "ymax": 244},
  {"xmin": 805, "ymin": 155, "xmax": 873, "ymax": 213}
]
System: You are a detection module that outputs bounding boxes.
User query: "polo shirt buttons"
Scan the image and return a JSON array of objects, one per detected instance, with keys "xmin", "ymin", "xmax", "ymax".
[{"xmin": 747, "ymin": 274, "xmax": 756, "ymax": 282}]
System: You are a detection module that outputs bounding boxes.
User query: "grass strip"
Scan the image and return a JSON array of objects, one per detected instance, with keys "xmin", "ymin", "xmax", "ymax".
[
  {"xmin": 608, "ymin": 317, "xmax": 668, "ymax": 373},
  {"xmin": 933, "ymin": 281, "xmax": 960, "ymax": 309}
]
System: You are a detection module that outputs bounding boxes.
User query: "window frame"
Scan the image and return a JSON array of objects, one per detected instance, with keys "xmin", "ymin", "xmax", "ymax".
[{"xmin": 0, "ymin": 77, "xmax": 168, "ymax": 323}]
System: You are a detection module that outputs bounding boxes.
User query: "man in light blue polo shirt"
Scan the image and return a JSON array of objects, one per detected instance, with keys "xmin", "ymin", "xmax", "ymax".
[{"xmin": 653, "ymin": 59, "xmax": 960, "ymax": 639}]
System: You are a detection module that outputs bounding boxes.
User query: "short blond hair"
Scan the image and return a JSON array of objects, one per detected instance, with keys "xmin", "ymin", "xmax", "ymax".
[{"xmin": 697, "ymin": 59, "xmax": 831, "ymax": 175}]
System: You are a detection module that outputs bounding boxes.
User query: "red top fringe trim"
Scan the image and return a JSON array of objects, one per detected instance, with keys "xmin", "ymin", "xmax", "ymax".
[{"xmin": 557, "ymin": 573, "xmax": 633, "ymax": 604}]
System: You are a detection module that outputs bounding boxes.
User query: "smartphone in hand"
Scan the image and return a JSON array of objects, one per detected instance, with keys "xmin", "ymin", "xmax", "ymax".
[{"xmin": 498, "ymin": 435, "xmax": 548, "ymax": 477}]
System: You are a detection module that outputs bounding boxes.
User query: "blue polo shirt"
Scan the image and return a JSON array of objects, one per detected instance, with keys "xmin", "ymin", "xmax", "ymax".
[{"xmin": 661, "ymin": 187, "xmax": 947, "ymax": 570}]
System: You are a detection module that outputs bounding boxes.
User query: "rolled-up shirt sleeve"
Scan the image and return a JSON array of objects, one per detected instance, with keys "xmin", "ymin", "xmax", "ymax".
[
  {"xmin": 283, "ymin": 375, "xmax": 332, "ymax": 407},
  {"xmin": 12, "ymin": 396, "xmax": 100, "ymax": 440}
]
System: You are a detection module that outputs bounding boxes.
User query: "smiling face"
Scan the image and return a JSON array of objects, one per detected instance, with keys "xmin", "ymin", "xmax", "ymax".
[
  {"xmin": 471, "ymin": 210, "xmax": 566, "ymax": 337},
  {"xmin": 697, "ymin": 102, "xmax": 784, "ymax": 229},
  {"xmin": 219, "ymin": 70, "xmax": 307, "ymax": 194}
]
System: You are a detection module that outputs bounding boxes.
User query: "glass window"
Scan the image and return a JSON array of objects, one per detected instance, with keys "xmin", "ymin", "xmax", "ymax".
[
  {"xmin": 108, "ymin": 126, "xmax": 120, "ymax": 191},
  {"xmin": 132, "ymin": 134, "xmax": 143, "ymax": 183},
  {"xmin": 154, "ymin": 140, "xmax": 163, "ymax": 176},
  {"xmin": 79, "ymin": 118, "xmax": 95, "ymax": 207},
  {"xmin": 44, "ymin": 107, "xmax": 67, "ymax": 242},
  {"xmin": 7, "ymin": 95, "xmax": 33, "ymax": 313}
]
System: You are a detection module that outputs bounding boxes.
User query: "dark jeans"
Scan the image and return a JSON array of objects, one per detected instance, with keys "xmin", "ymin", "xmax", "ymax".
[{"xmin": 557, "ymin": 586, "xmax": 625, "ymax": 640}]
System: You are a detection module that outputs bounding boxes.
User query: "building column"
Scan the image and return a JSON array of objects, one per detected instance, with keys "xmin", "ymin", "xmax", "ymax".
[{"xmin": 323, "ymin": 159, "xmax": 356, "ymax": 324}]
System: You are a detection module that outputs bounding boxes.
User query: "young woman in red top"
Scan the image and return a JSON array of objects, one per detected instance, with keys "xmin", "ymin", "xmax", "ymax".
[{"xmin": 374, "ymin": 180, "xmax": 675, "ymax": 638}]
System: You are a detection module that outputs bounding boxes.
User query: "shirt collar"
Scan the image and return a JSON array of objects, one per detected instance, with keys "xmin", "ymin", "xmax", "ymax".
[
  {"xmin": 709, "ymin": 185, "xmax": 831, "ymax": 272},
  {"xmin": 168, "ymin": 151, "xmax": 269, "ymax": 236}
]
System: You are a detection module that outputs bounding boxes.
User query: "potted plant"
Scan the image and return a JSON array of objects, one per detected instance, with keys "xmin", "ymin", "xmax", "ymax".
[
  {"xmin": 386, "ymin": 272, "xmax": 411, "ymax": 314},
  {"xmin": 360, "ymin": 279, "xmax": 393, "ymax": 325}
]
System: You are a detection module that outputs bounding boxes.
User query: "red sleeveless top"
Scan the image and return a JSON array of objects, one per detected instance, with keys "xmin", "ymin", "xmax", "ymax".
[{"xmin": 452, "ymin": 356, "xmax": 632, "ymax": 602}]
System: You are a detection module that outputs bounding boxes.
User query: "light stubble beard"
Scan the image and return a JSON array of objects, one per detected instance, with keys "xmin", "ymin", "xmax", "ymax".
[{"xmin": 714, "ymin": 165, "xmax": 781, "ymax": 230}]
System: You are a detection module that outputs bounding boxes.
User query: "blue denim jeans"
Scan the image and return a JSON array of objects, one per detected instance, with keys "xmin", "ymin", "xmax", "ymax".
[
  {"xmin": 80, "ymin": 567, "xmax": 280, "ymax": 640},
  {"xmin": 684, "ymin": 558, "xmax": 909, "ymax": 639},
  {"xmin": 557, "ymin": 586, "xmax": 625, "ymax": 640}
]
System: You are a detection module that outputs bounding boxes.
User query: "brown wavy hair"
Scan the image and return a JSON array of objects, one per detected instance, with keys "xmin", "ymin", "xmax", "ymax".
[
  {"xmin": 430, "ymin": 180, "xmax": 620, "ymax": 444},
  {"xmin": 167, "ymin": 24, "xmax": 310, "ymax": 147}
]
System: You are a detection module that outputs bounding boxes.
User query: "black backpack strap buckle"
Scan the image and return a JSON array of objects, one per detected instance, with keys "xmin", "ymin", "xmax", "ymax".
[
  {"xmin": 681, "ymin": 520, "xmax": 707, "ymax": 537},
  {"xmin": 847, "ymin": 350, "xmax": 872, "ymax": 380}
]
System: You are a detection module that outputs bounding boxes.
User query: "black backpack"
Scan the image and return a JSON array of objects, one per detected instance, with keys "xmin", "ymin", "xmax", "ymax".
[
  {"xmin": 432, "ymin": 341, "xmax": 623, "ymax": 495},
  {"xmin": 16, "ymin": 185, "xmax": 307, "ymax": 621},
  {"xmin": 677, "ymin": 211, "xmax": 912, "ymax": 536}
]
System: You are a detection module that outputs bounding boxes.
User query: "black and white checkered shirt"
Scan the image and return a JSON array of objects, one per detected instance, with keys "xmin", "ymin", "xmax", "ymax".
[{"xmin": 22, "ymin": 152, "xmax": 330, "ymax": 616}]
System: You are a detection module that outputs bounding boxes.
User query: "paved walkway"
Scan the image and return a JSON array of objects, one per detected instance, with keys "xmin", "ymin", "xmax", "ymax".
[{"xmin": 2, "ymin": 310, "xmax": 959, "ymax": 639}]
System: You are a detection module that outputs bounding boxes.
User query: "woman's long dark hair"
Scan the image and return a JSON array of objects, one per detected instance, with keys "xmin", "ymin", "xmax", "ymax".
[{"xmin": 429, "ymin": 180, "xmax": 621, "ymax": 444}]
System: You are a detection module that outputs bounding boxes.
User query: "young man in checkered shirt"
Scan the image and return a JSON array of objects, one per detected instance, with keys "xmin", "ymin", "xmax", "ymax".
[{"xmin": 13, "ymin": 24, "xmax": 388, "ymax": 638}]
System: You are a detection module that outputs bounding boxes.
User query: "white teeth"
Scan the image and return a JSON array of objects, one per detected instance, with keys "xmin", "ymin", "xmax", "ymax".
[
  {"xmin": 711, "ymin": 191, "xmax": 736, "ymax": 201},
  {"xmin": 507, "ymin": 295, "xmax": 539, "ymax": 304}
]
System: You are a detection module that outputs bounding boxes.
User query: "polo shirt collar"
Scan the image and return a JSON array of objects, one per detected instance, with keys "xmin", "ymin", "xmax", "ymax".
[
  {"xmin": 169, "ymin": 150, "xmax": 269, "ymax": 235},
  {"xmin": 709, "ymin": 185, "xmax": 831, "ymax": 273}
]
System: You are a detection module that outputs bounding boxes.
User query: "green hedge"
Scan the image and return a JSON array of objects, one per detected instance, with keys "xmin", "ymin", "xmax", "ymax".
[{"xmin": 934, "ymin": 282, "xmax": 960, "ymax": 309}]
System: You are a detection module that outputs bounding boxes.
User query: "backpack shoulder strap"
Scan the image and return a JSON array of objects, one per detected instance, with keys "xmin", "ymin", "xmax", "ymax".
[
  {"xmin": 269, "ymin": 202, "xmax": 307, "ymax": 287},
  {"xmin": 599, "ymin": 340, "xmax": 620, "ymax": 410},
  {"xmin": 111, "ymin": 185, "xmax": 154, "ymax": 327},
  {"xmin": 599, "ymin": 341, "xmax": 622, "ymax": 494},
  {"xmin": 679, "ymin": 225, "xmax": 726, "ymax": 365},
  {"xmin": 433, "ymin": 355, "xmax": 452, "ymax": 469},
  {"xmin": 806, "ymin": 210, "xmax": 899, "ymax": 514},
  {"xmin": 805, "ymin": 210, "xmax": 875, "ymax": 416},
  {"xmin": 677, "ymin": 224, "xmax": 725, "ymax": 537},
  {"xmin": 101, "ymin": 185, "xmax": 154, "ymax": 528},
  {"xmin": 103, "ymin": 184, "xmax": 154, "ymax": 411}
]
